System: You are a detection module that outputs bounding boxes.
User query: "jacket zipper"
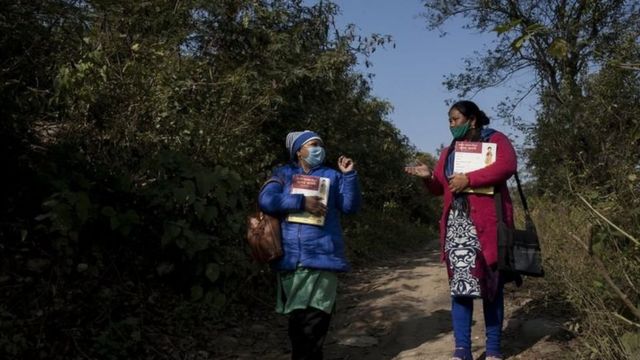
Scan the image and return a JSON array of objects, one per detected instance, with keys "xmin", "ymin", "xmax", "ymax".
[
  {"xmin": 295, "ymin": 166, "xmax": 317, "ymax": 267},
  {"xmin": 297, "ymin": 167, "xmax": 307, "ymax": 267}
]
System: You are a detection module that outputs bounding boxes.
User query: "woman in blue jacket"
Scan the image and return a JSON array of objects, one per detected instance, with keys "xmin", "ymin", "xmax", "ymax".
[{"xmin": 259, "ymin": 130, "xmax": 361, "ymax": 360}]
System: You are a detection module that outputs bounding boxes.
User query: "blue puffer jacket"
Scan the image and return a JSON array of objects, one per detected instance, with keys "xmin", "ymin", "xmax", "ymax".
[{"xmin": 258, "ymin": 163, "xmax": 361, "ymax": 272}]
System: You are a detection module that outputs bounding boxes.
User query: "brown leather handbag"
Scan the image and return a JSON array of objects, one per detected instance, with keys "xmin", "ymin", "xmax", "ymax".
[
  {"xmin": 246, "ymin": 210, "xmax": 282, "ymax": 263},
  {"xmin": 246, "ymin": 179, "xmax": 283, "ymax": 263}
]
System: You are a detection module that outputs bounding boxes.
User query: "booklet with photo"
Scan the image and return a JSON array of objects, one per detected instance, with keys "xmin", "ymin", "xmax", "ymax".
[
  {"xmin": 287, "ymin": 174, "xmax": 330, "ymax": 226},
  {"xmin": 453, "ymin": 141, "xmax": 497, "ymax": 195}
]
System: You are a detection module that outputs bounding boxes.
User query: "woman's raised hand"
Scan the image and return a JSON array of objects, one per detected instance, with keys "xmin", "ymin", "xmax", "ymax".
[
  {"xmin": 404, "ymin": 161, "xmax": 432, "ymax": 179},
  {"xmin": 338, "ymin": 156, "xmax": 355, "ymax": 173}
]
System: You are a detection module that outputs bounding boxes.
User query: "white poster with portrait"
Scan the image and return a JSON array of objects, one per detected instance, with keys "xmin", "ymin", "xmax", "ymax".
[{"xmin": 453, "ymin": 141, "xmax": 497, "ymax": 195}]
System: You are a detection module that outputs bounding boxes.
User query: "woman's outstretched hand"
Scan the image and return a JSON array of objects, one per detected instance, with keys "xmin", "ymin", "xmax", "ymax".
[
  {"xmin": 304, "ymin": 196, "xmax": 327, "ymax": 216},
  {"xmin": 338, "ymin": 156, "xmax": 355, "ymax": 173},
  {"xmin": 404, "ymin": 162, "xmax": 432, "ymax": 178}
]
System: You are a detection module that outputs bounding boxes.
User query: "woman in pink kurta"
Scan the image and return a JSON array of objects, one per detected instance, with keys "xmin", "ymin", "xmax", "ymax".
[{"xmin": 405, "ymin": 100, "xmax": 518, "ymax": 360}]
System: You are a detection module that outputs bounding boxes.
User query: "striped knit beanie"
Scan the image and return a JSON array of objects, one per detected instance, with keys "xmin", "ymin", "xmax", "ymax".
[{"xmin": 286, "ymin": 131, "xmax": 323, "ymax": 160}]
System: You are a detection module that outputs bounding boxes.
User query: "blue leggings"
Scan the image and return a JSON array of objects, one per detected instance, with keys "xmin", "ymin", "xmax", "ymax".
[{"xmin": 451, "ymin": 283, "xmax": 504, "ymax": 359}]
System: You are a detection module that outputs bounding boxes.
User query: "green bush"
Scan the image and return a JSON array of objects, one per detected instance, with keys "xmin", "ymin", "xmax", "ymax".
[{"xmin": 0, "ymin": 1, "xmax": 438, "ymax": 358}]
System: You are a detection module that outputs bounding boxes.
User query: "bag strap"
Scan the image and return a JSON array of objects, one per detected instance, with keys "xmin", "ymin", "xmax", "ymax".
[
  {"xmin": 495, "ymin": 172, "xmax": 531, "ymax": 222},
  {"xmin": 256, "ymin": 177, "xmax": 285, "ymax": 213},
  {"xmin": 513, "ymin": 173, "xmax": 529, "ymax": 214}
]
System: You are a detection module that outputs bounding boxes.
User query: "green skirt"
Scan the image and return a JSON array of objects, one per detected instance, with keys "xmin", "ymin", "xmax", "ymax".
[{"xmin": 276, "ymin": 267, "xmax": 337, "ymax": 315}]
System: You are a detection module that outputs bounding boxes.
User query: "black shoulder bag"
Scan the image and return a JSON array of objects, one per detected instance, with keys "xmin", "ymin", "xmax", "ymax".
[{"xmin": 495, "ymin": 173, "xmax": 544, "ymax": 277}]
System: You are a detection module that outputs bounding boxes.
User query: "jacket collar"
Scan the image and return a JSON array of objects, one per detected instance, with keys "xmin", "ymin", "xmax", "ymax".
[{"xmin": 290, "ymin": 161, "xmax": 323, "ymax": 175}]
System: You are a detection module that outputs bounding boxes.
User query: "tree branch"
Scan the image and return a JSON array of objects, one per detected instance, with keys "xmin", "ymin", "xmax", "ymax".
[
  {"xmin": 613, "ymin": 312, "xmax": 640, "ymax": 329},
  {"xmin": 576, "ymin": 193, "xmax": 640, "ymax": 247}
]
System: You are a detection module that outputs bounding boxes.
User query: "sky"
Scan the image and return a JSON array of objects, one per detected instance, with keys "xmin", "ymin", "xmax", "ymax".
[{"xmin": 329, "ymin": 0, "xmax": 538, "ymax": 154}]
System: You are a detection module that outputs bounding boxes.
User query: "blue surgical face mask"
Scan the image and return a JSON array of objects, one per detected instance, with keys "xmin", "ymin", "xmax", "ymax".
[{"xmin": 303, "ymin": 146, "xmax": 325, "ymax": 167}]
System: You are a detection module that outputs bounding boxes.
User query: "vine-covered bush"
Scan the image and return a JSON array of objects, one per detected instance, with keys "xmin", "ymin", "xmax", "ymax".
[{"xmin": 0, "ymin": 1, "xmax": 438, "ymax": 358}]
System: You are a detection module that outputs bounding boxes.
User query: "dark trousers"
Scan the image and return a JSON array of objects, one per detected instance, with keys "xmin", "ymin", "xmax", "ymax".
[{"xmin": 288, "ymin": 308, "xmax": 332, "ymax": 360}]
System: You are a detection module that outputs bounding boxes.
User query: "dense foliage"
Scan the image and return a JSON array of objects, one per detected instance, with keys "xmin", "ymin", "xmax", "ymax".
[{"xmin": 0, "ymin": 1, "xmax": 438, "ymax": 358}]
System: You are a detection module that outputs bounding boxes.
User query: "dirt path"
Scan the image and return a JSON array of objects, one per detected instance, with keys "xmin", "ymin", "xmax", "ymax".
[{"xmin": 224, "ymin": 242, "xmax": 573, "ymax": 360}]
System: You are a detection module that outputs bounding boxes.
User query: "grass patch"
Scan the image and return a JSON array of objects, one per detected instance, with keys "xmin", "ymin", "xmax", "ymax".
[{"xmin": 527, "ymin": 197, "xmax": 640, "ymax": 359}]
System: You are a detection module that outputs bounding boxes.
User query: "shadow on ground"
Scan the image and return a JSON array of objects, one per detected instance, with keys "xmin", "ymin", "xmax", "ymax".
[
  {"xmin": 218, "ymin": 242, "xmax": 576, "ymax": 360},
  {"xmin": 500, "ymin": 286, "xmax": 576, "ymax": 359},
  {"xmin": 323, "ymin": 247, "xmax": 459, "ymax": 359},
  {"xmin": 326, "ymin": 309, "xmax": 453, "ymax": 360}
]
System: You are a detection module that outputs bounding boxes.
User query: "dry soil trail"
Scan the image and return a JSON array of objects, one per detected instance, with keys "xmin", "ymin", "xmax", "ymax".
[{"xmin": 226, "ymin": 242, "xmax": 572, "ymax": 360}]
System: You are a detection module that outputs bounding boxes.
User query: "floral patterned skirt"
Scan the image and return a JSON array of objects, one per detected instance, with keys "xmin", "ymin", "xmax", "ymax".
[{"xmin": 444, "ymin": 197, "xmax": 485, "ymax": 298}]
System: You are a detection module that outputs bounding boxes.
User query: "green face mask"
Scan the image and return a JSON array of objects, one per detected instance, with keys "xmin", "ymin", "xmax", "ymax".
[{"xmin": 450, "ymin": 121, "xmax": 470, "ymax": 139}]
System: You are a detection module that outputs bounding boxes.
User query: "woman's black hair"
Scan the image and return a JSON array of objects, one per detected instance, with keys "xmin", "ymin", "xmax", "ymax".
[{"xmin": 449, "ymin": 100, "xmax": 490, "ymax": 126}]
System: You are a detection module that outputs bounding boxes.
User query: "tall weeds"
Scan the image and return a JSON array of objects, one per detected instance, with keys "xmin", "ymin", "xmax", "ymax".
[{"xmin": 531, "ymin": 195, "xmax": 640, "ymax": 359}]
